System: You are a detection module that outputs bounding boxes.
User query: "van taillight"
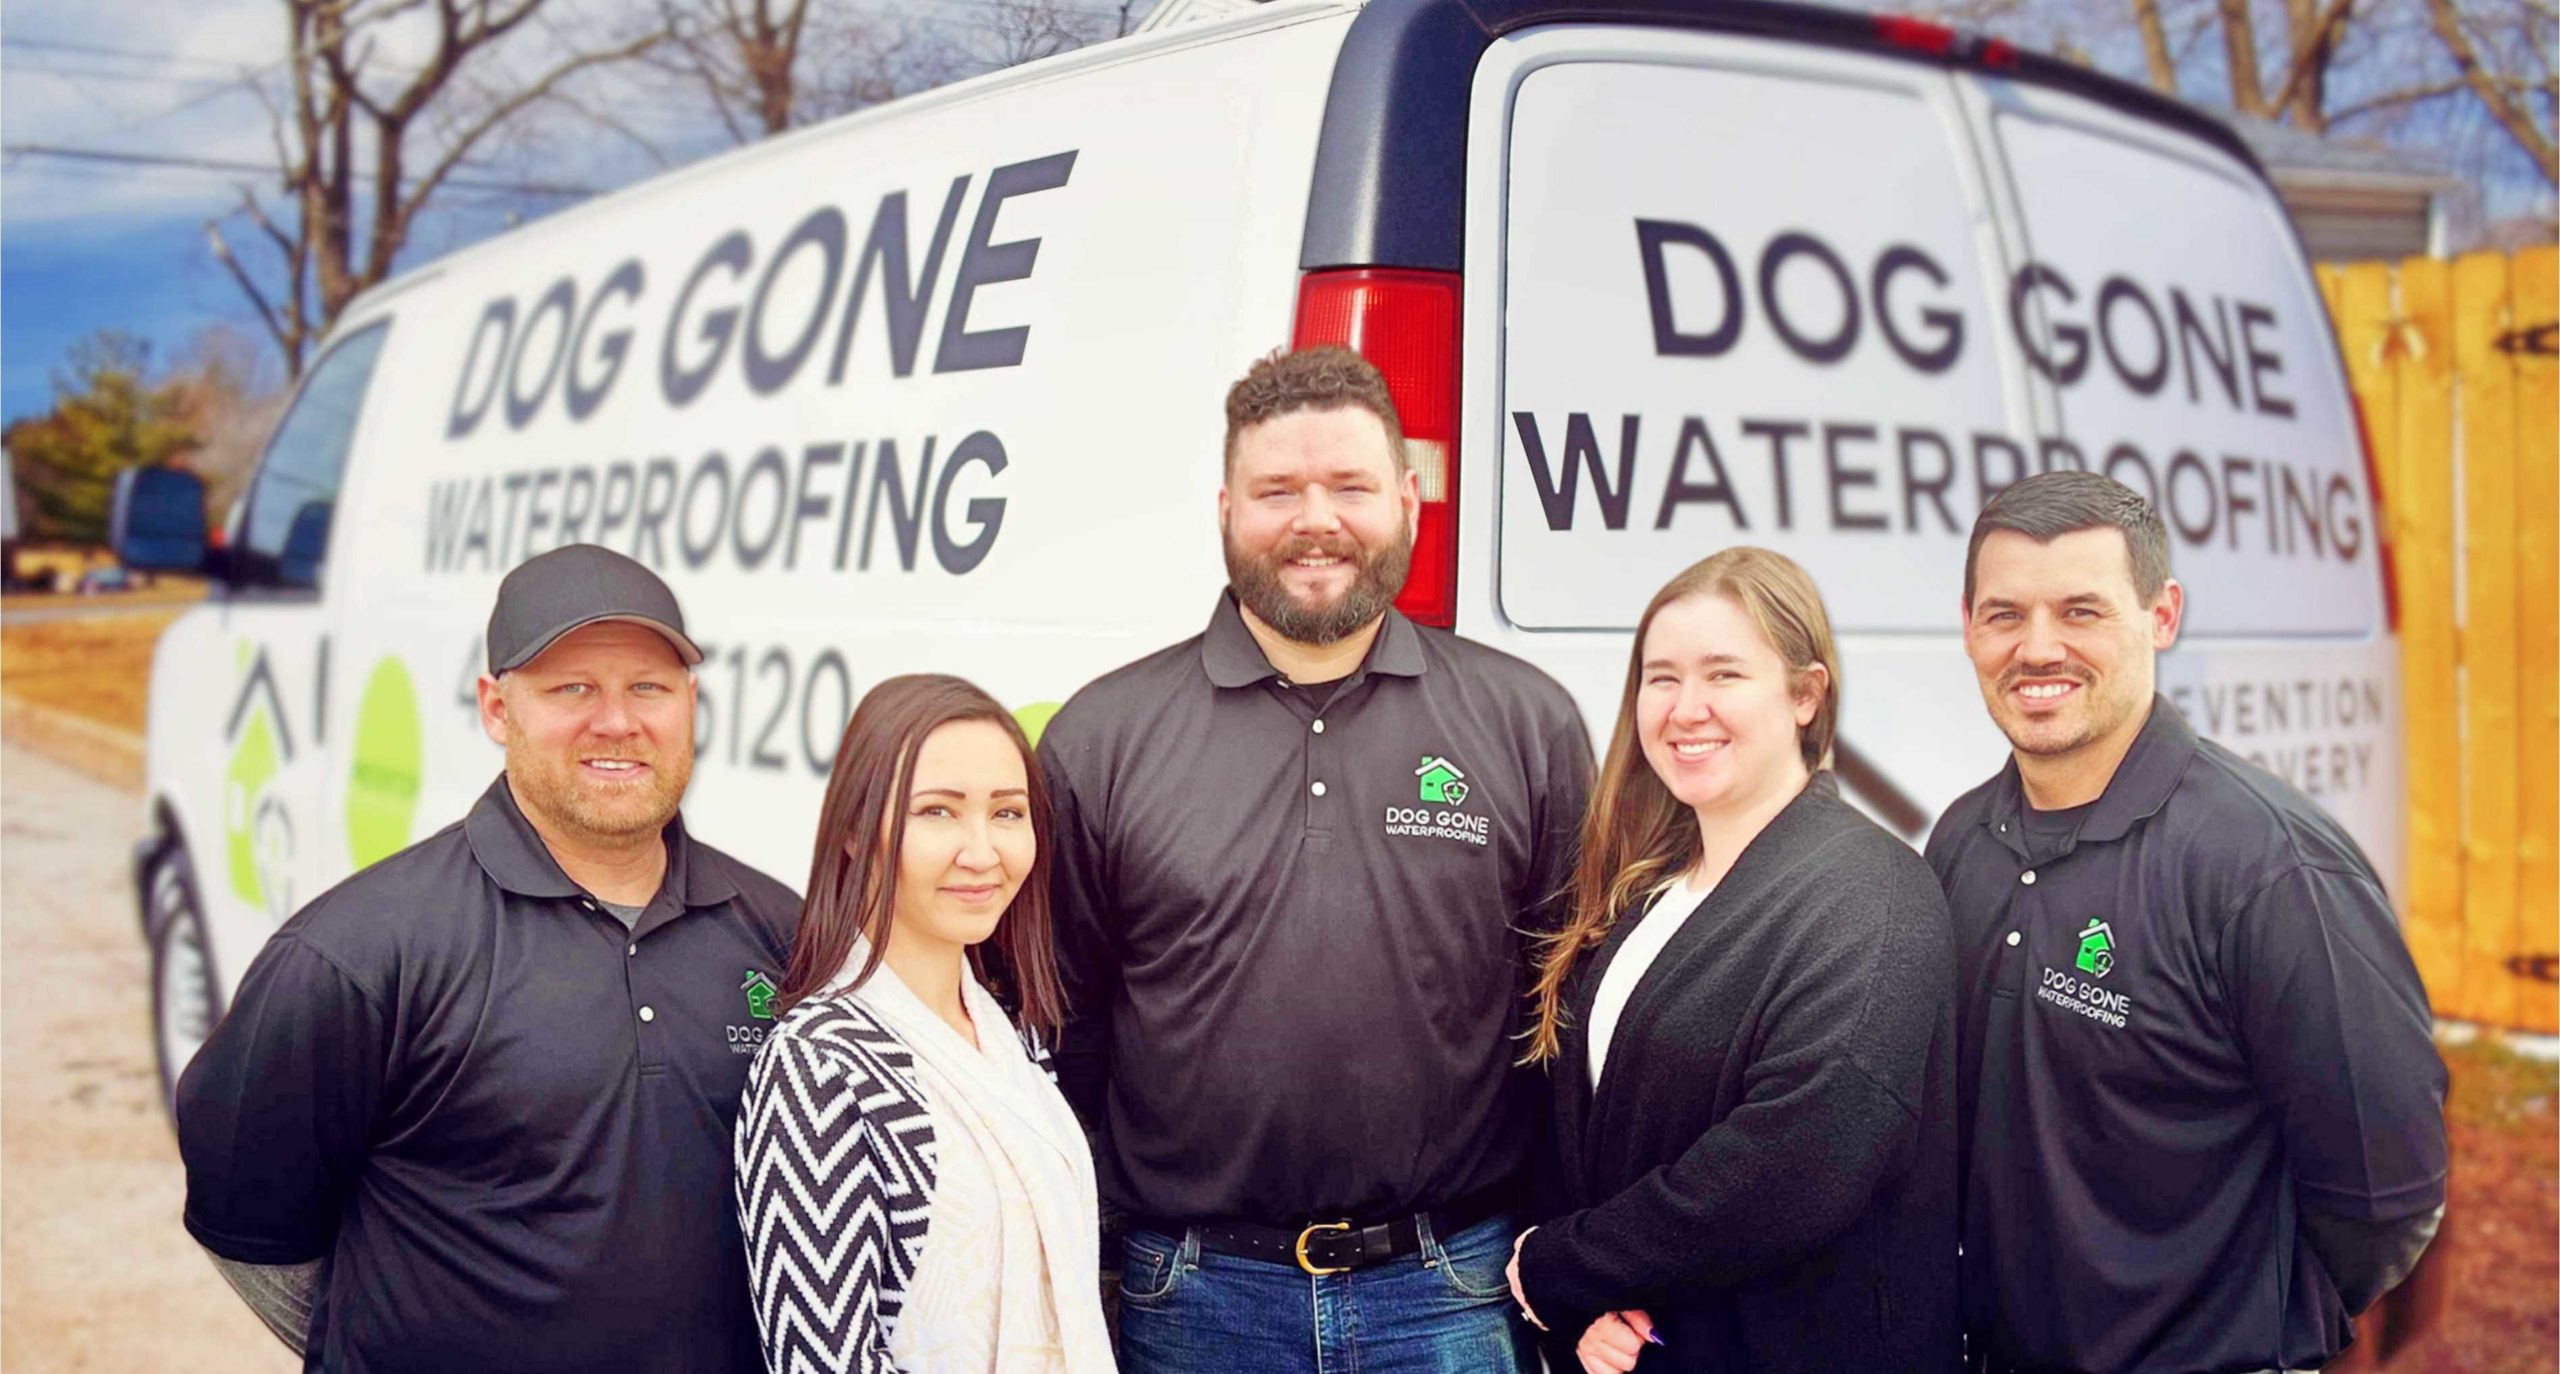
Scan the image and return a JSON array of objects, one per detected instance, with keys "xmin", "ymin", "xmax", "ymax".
[
  {"xmin": 1292, "ymin": 268, "xmax": 1463, "ymax": 627},
  {"xmin": 1874, "ymin": 14, "xmax": 2018, "ymax": 68},
  {"xmin": 2351, "ymin": 395, "xmax": 2401, "ymax": 633}
]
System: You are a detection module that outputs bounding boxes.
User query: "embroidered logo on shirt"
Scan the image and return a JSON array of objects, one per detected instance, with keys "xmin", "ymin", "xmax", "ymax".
[
  {"xmin": 1415, "ymin": 754, "xmax": 1470, "ymax": 806},
  {"xmin": 2075, "ymin": 919, "xmax": 2117, "ymax": 978},
  {"xmin": 729, "ymin": 971, "xmax": 781, "ymax": 1053},
  {"xmin": 1388, "ymin": 755, "xmax": 1491, "ymax": 847},
  {"xmin": 742, "ymin": 969, "xmax": 779, "ymax": 1020}
]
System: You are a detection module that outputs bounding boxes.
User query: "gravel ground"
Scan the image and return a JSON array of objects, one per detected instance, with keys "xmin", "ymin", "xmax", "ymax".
[{"xmin": 0, "ymin": 740, "xmax": 293, "ymax": 1373}]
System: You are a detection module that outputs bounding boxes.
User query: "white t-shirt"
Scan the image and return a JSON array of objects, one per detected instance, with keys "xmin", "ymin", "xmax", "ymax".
[{"xmin": 1587, "ymin": 873, "xmax": 1716, "ymax": 1089}]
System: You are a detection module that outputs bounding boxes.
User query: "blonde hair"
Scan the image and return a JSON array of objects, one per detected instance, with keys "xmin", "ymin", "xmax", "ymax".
[{"xmin": 1521, "ymin": 547, "xmax": 1841, "ymax": 1064}]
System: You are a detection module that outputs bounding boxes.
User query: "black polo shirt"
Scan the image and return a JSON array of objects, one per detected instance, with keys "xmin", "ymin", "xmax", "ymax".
[
  {"xmin": 1040, "ymin": 593, "xmax": 1592, "ymax": 1224},
  {"xmin": 177, "ymin": 775, "xmax": 798, "ymax": 1373},
  {"xmin": 1927, "ymin": 700, "xmax": 2446, "ymax": 1374}
]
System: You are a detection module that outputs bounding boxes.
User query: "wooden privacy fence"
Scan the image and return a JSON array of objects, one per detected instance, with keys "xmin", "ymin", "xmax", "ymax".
[{"xmin": 2319, "ymin": 246, "xmax": 2557, "ymax": 1035}]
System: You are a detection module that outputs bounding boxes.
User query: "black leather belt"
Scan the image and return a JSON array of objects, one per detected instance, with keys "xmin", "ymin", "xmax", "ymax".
[{"xmin": 1138, "ymin": 1187, "xmax": 1511, "ymax": 1276}]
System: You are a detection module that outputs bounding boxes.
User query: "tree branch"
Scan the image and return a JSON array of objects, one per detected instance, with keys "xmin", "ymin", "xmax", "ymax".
[
  {"xmin": 2329, "ymin": 77, "xmax": 2517, "ymax": 124},
  {"xmin": 2132, "ymin": 0, "xmax": 2180, "ymax": 93},
  {"xmin": 2425, "ymin": 0, "xmax": 2558, "ymax": 185},
  {"xmin": 2217, "ymin": 0, "xmax": 2272, "ymax": 115},
  {"xmin": 2267, "ymin": 0, "xmax": 2356, "ymax": 128},
  {"xmin": 207, "ymin": 216, "xmax": 293, "ymax": 362},
  {"xmin": 372, "ymin": 25, "xmax": 665, "ymax": 277}
]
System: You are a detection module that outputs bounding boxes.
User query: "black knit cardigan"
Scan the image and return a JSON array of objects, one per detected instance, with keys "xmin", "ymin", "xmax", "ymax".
[{"xmin": 1518, "ymin": 783, "xmax": 1962, "ymax": 1373}]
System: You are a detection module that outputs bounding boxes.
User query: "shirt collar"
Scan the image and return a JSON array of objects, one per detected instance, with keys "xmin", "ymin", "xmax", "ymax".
[
  {"xmin": 464, "ymin": 772, "xmax": 737, "ymax": 908},
  {"xmin": 1985, "ymin": 695, "xmax": 2195, "ymax": 847},
  {"xmin": 1198, "ymin": 589, "xmax": 1428, "ymax": 690}
]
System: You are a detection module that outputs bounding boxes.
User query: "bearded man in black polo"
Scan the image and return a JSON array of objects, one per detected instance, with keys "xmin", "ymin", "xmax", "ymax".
[
  {"xmin": 1929, "ymin": 471, "xmax": 2446, "ymax": 1374},
  {"xmin": 1039, "ymin": 346, "xmax": 1592, "ymax": 1374},
  {"xmin": 177, "ymin": 545, "xmax": 797, "ymax": 1372}
]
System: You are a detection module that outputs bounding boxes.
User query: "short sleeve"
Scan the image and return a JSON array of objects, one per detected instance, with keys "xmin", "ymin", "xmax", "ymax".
[
  {"xmin": 176, "ymin": 933, "xmax": 389, "ymax": 1265},
  {"xmin": 1523, "ymin": 696, "xmax": 1596, "ymax": 939},
  {"xmin": 1038, "ymin": 727, "xmax": 1120, "ymax": 1128},
  {"xmin": 2220, "ymin": 863, "xmax": 2448, "ymax": 1221}
]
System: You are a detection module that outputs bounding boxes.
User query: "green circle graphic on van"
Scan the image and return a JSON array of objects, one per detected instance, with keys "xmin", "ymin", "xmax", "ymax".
[
  {"xmin": 1012, "ymin": 701, "xmax": 1062, "ymax": 749},
  {"xmin": 345, "ymin": 656, "xmax": 424, "ymax": 869}
]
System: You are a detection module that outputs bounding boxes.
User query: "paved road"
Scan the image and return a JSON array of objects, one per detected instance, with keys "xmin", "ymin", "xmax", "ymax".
[{"xmin": 1, "ymin": 740, "xmax": 292, "ymax": 1372}]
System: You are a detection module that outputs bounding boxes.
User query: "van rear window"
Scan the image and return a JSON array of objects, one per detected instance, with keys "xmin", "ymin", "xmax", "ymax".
[
  {"xmin": 1984, "ymin": 85, "xmax": 2377, "ymax": 638},
  {"xmin": 1492, "ymin": 40, "xmax": 2379, "ymax": 639}
]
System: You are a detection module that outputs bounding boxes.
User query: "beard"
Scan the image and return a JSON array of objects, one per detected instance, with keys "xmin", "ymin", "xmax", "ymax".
[
  {"xmin": 1986, "ymin": 661, "xmax": 2129, "ymax": 758},
  {"xmin": 1224, "ymin": 522, "xmax": 1413, "ymax": 646},
  {"xmin": 504, "ymin": 724, "xmax": 692, "ymax": 846}
]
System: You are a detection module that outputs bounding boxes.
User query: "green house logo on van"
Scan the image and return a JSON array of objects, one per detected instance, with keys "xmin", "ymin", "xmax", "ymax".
[
  {"xmin": 2076, "ymin": 919, "xmax": 2117, "ymax": 978},
  {"xmin": 222, "ymin": 643, "xmax": 295, "ymax": 915},
  {"xmin": 742, "ymin": 970, "xmax": 779, "ymax": 1021},
  {"xmin": 1415, "ymin": 755, "xmax": 1468, "ymax": 807}
]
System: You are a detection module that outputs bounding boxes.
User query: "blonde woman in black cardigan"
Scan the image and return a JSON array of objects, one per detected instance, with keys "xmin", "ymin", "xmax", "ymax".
[{"xmin": 1503, "ymin": 548, "xmax": 1959, "ymax": 1374}]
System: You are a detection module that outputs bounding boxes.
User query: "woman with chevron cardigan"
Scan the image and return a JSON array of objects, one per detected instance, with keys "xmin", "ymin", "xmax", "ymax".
[{"xmin": 735, "ymin": 674, "xmax": 1115, "ymax": 1374}]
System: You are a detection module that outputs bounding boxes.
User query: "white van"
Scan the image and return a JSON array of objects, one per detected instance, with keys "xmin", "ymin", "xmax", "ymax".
[{"xmin": 114, "ymin": 0, "xmax": 2401, "ymax": 1099}]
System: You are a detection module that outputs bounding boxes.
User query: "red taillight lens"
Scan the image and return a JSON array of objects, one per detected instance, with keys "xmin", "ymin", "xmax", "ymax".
[
  {"xmin": 2351, "ymin": 395, "xmax": 2401, "ymax": 633},
  {"xmin": 1292, "ymin": 268, "xmax": 1463, "ymax": 627},
  {"xmin": 1875, "ymin": 14, "xmax": 1957, "ymax": 55},
  {"xmin": 1875, "ymin": 14, "xmax": 2019, "ymax": 68}
]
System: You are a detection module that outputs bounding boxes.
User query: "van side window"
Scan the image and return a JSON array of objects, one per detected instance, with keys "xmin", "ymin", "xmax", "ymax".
[{"xmin": 235, "ymin": 323, "xmax": 391, "ymax": 590}]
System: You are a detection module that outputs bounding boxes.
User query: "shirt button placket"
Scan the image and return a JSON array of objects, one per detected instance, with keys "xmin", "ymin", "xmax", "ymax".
[{"xmin": 1305, "ymin": 711, "xmax": 1333, "ymax": 834}]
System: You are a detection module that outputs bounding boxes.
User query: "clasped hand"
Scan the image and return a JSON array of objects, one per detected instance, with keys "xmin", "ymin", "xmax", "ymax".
[{"xmin": 1505, "ymin": 1228, "xmax": 1658, "ymax": 1372}]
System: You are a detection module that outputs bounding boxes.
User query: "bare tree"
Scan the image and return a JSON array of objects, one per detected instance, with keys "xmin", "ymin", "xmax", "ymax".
[
  {"xmin": 943, "ymin": 0, "xmax": 1112, "ymax": 74},
  {"xmin": 2420, "ymin": 0, "xmax": 2556, "ymax": 183},
  {"xmin": 643, "ymin": 0, "xmax": 939, "ymax": 146},
  {"xmin": 2216, "ymin": 0, "xmax": 2275, "ymax": 114},
  {"xmin": 170, "ymin": 327, "xmax": 291, "ymax": 522},
  {"xmin": 209, "ymin": 0, "xmax": 667, "ymax": 376},
  {"xmin": 2133, "ymin": 0, "xmax": 2183, "ymax": 92}
]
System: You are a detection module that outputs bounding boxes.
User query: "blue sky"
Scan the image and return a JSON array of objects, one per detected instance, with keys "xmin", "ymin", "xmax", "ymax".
[
  {"xmin": 5, "ymin": 0, "xmax": 287, "ymax": 419},
  {"xmin": 3, "ymin": 216, "xmax": 263, "ymax": 417},
  {"xmin": 0, "ymin": 0, "xmax": 707, "ymax": 424}
]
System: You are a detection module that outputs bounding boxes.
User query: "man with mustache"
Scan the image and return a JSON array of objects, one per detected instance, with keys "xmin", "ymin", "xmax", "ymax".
[
  {"xmin": 1038, "ymin": 346, "xmax": 1591, "ymax": 1373},
  {"xmin": 176, "ymin": 545, "xmax": 797, "ymax": 1372},
  {"xmin": 1928, "ymin": 471, "xmax": 2446, "ymax": 1373}
]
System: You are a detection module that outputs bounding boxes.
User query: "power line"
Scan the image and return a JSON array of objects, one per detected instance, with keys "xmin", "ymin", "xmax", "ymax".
[
  {"xmin": 0, "ymin": 58, "xmax": 245, "ymax": 90},
  {"xmin": 0, "ymin": 35, "xmax": 271, "ymax": 75},
  {"xmin": 0, "ymin": 143, "xmax": 600, "ymax": 196}
]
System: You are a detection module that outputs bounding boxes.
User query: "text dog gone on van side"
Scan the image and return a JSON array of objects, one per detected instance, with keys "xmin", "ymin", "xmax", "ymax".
[
  {"xmin": 1514, "ymin": 221, "xmax": 2363, "ymax": 570},
  {"xmin": 421, "ymin": 152, "xmax": 1077, "ymax": 581}
]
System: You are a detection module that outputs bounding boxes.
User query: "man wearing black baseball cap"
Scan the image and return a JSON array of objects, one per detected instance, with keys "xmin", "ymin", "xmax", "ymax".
[{"xmin": 177, "ymin": 545, "xmax": 799, "ymax": 1372}]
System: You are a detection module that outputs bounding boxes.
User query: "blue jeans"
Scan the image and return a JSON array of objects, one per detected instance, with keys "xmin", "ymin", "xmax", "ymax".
[{"xmin": 1118, "ymin": 1213, "xmax": 1537, "ymax": 1374}]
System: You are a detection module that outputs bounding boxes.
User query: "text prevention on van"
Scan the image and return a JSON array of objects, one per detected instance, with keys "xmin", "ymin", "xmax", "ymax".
[{"xmin": 114, "ymin": 0, "xmax": 2400, "ymax": 1104}]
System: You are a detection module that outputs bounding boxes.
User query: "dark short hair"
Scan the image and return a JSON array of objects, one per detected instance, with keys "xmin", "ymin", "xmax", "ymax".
[
  {"xmin": 1964, "ymin": 470, "xmax": 2171, "ymax": 607},
  {"xmin": 1222, "ymin": 345, "xmax": 1405, "ymax": 473}
]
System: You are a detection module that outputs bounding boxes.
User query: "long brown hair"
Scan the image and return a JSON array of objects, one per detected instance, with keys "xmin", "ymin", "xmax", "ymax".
[
  {"xmin": 1521, "ymin": 547, "xmax": 1842, "ymax": 1064},
  {"xmin": 775, "ymin": 673, "xmax": 1066, "ymax": 1034}
]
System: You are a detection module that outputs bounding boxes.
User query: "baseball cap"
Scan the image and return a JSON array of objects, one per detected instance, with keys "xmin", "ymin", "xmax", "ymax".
[{"xmin": 486, "ymin": 545, "xmax": 704, "ymax": 675}]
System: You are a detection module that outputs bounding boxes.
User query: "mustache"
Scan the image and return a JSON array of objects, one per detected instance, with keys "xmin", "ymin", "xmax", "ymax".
[
  {"xmin": 1274, "ymin": 535, "xmax": 1363, "ymax": 561},
  {"xmin": 1999, "ymin": 663, "xmax": 2094, "ymax": 692}
]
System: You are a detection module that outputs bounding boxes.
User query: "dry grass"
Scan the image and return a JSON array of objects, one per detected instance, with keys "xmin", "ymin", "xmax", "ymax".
[
  {"xmin": 2410, "ymin": 1035, "xmax": 2559, "ymax": 1372},
  {"xmin": 0, "ymin": 577, "xmax": 208, "ymax": 614},
  {"xmin": 0, "ymin": 610, "xmax": 184, "ymax": 737}
]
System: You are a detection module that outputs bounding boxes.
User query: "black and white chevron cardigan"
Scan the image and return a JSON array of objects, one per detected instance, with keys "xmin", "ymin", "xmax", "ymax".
[{"xmin": 734, "ymin": 996, "xmax": 938, "ymax": 1374}]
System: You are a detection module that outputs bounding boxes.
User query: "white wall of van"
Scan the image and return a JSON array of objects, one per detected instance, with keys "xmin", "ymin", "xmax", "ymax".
[{"xmin": 132, "ymin": 0, "xmax": 2400, "ymax": 1101}]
